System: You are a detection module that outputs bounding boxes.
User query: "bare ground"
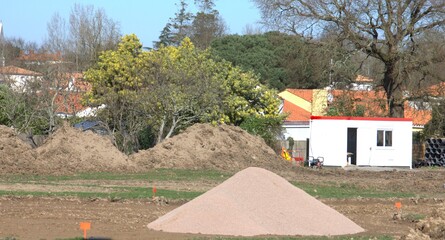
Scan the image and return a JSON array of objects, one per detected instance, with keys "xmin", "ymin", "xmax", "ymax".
[
  {"xmin": 0, "ymin": 196, "xmax": 442, "ymax": 239},
  {"xmin": 1, "ymin": 168, "xmax": 445, "ymax": 239},
  {"xmin": 1, "ymin": 123, "xmax": 445, "ymax": 239}
]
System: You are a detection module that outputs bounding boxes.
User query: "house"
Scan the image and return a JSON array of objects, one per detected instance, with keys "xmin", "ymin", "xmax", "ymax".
[
  {"xmin": 279, "ymin": 88, "xmax": 432, "ymax": 141},
  {"xmin": 0, "ymin": 65, "xmax": 42, "ymax": 90},
  {"xmin": 51, "ymin": 72, "xmax": 92, "ymax": 118},
  {"xmin": 309, "ymin": 116, "xmax": 412, "ymax": 168},
  {"xmin": 0, "ymin": 65, "xmax": 91, "ymax": 118},
  {"xmin": 279, "ymin": 77, "xmax": 434, "ymax": 165}
]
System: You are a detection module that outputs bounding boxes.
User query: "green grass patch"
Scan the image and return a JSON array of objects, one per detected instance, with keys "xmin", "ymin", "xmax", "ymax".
[
  {"xmin": 293, "ymin": 182, "xmax": 415, "ymax": 199},
  {"xmin": 403, "ymin": 212, "xmax": 426, "ymax": 222},
  {"xmin": 0, "ymin": 185, "xmax": 202, "ymax": 200},
  {"xmin": 0, "ymin": 169, "xmax": 231, "ymax": 183}
]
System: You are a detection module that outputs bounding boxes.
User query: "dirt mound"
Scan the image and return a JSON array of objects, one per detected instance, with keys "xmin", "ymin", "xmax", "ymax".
[
  {"xmin": 147, "ymin": 167, "xmax": 365, "ymax": 236},
  {"xmin": 0, "ymin": 125, "xmax": 37, "ymax": 174},
  {"xmin": 401, "ymin": 204, "xmax": 445, "ymax": 240},
  {"xmin": 35, "ymin": 124, "xmax": 133, "ymax": 175},
  {"xmin": 130, "ymin": 123, "xmax": 288, "ymax": 172}
]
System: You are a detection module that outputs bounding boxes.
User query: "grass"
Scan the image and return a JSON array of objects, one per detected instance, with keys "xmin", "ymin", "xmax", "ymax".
[
  {"xmin": 403, "ymin": 213, "xmax": 426, "ymax": 222},
  {"xmin": 0, "ymin": 185, "xmax": 202, "ymax": 200},
  {"xmin": 292, "ymin": 182, "xmax": 415, "ymax": 199},
  {"xmin": 0, "ymin": 169, "xmax": 415, "ymax": 200},
  {"xmin": 0, "ymin": 168, "xmax": 231, "ymax": 183}
]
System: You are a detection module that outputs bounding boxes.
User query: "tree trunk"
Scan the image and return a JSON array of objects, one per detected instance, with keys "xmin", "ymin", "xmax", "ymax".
[
  {"xmin": 157, "ymin": 116, "xmax": 166, "ymax": 144},
  {"xmin": 383, "ymin": 62, "xmax": 404, "ymax": 118}
]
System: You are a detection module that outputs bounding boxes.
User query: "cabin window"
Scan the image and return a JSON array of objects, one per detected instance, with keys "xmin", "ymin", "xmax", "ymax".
[{"xmin": 377, "ymin": 130, "xmax": 392, "ymax": 147}]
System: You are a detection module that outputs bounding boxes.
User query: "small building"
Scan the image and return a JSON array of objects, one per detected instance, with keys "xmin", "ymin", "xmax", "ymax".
[
  {"xmin": 309, "ymin": 116, "xmax": 413, "ymax": 168},
  {"xmin": 0, "ymin": 65, "xmax": 42, "ymax": 90}
]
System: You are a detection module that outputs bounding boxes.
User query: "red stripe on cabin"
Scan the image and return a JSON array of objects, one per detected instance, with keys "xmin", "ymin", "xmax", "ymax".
[{"xmin": 310, "ymin": 116, "xmax": 412, "ymax": 122}]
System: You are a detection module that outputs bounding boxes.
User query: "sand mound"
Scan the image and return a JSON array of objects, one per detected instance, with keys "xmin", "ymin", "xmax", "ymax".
[
  {"xmin": 34, "ymin": 124, "xmax": 133, "ymax": 175},
  {"xmin": 147, "ymin": 167, "xmax": 364, "ymax": 236},
  {"xmin": 401, "ymin": 204, "xmax": 445, "ymax": 240},
  {"xmin": 131, "ymin": 123, "xmax": 288, "ymax": 172},
  {"xmin": 0, "ymin": 125, "xmax": 37, "ymax": 174}
]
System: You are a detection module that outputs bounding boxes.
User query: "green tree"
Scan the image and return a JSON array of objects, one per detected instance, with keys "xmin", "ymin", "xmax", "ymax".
[
  {"xmin": 153, "ymin": 0, "xmax": 193, "ymax": 48},
  {"xmin": 0, "ymin": 82, "xmax": 48, "ymax": 134},
  {"xmin": 240, "ymin": 115, "xmax": 285, "ymax": 148},
  {"xmin": 190, "ymin": 0, "xmax": 227, "ymax": 49},
  {"xmin": 424, "ymin": 99, "xmax": 445, "ymax": 138},
  {"xmin": 146, "ymin": 38, "xmax": 282, "ymax": 142},
  {"xmin": 253, "ymin": 0, "xmax": 445, "ymax": 117},
  {"xmin": 84, "ymin": 34, "xmax": 150, "ymax": 153},
  {"xmin": 211, "ymin": 32, "xmax": 354, "ymax": 90},
  {"xmin": 145, "ymin": 38, "xmax": 223, "ymax": 142},
  {"xmin": 86, "ymin": 35, "xmax": 283, "ymax": 151}
]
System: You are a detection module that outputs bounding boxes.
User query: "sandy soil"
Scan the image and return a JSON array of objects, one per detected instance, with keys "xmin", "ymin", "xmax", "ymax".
[
  {"xmin": 0, "ymin": 196, "xmax": 442, "ymax": 239},
  {"xmin": 0, "ymin": 168, "xmax": 445, "ymax": 239}
]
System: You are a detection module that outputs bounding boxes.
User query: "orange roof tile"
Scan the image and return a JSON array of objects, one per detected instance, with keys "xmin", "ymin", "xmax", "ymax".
[
  {"xmin": 0, "ymin": 66, "xmax": 42, "ymax": 76},
  {"xmin": 283, "ymin": 88, "xmax": 432, "ymax": 126},
  {"xmin": 55, "ymin": 92, "xmax": 87, "ymax": 115},
  {"xmin": 282, "ymin": 99, "xmax": 311, "ymax": 121},
  {"xmin": 17, "ymin": 50, "xmax": 62, "ymax": 62}
]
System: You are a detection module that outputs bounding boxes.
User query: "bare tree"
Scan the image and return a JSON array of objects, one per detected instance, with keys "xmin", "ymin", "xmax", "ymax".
[
  {"xmin": 253, "ymin": 0, "xmax": 445, "ymax": 117},
  {"xmin": 45, "ymin": 4, "xmax": 121, "ymax": 71}
]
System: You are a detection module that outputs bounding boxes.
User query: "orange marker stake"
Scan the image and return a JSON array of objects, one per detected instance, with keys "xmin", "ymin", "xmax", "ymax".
[
  {"xmin": 395, "ymin": 201, "xmax": 403, "ymax": 219},
  {"xmin": 80, "ymin": 222, "xmax": 91, "ymax": 240},
  {"xmin": 152, "ymin": 186, "xmax": 157, "ymax": 198}
]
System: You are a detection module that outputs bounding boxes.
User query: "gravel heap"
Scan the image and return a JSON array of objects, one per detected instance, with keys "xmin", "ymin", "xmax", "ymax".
[{"xmin": 147, "ymin": 167, "xmax": 365, "ymax": 237}]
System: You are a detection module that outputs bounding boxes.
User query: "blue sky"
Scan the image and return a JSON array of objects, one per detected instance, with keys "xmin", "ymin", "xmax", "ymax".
[{"xmin": 0, "ymin": 0, "xmax": 261, "ymax": 48}]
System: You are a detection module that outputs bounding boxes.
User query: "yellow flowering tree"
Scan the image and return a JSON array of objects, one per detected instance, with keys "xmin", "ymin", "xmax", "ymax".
[
  {"xmin": 84, "ymin": 34, "xmax": 150, "ymax": 153},
  {"xmin": 85, "ymin": 35, "xmax": 283, "ymax": 151}
]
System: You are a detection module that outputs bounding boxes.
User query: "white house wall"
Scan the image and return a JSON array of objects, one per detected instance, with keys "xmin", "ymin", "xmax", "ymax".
[
  {"xmin": 282, "ymin": 123, "xmax": 310, "ymax": 141},
  {"xmin": 309, "ymin": 118, "xmax": 412, "ymax": 168}
]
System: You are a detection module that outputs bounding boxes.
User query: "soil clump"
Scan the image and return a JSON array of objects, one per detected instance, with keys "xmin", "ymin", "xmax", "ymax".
[
  {"xmin": 0, "ymin": 125, "xmax": 37, "ymax": 174},
  {"xmin": 401, "ymin": 203, "xmax": 445, "ymax": 240},
  {"xmin": 130, "ymin": 123, "xmax": 288, "ymax": 172},
  {"xmin": 34, "ymin": 124, "xmax": 133, "ymax": 175}
]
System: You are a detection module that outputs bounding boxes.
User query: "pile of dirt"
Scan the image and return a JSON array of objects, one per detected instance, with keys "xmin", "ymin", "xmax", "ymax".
[
  {"xmin": 0, "ymin": 126, "xmax": 37, "ymax": 174},
  {"xmin": 147, "ymin": 167, "xmax": 365, "ymax": 236},
  {"xmin": 1, "ymin": 123, "xmax": 288, "ymax": 175},
  {"xmin": 130, "ymin": 123, "xmax": 289, "ymax": 172},
  {"xmin": 34, "ymin": 124, "xmax": 133, "ymax": 175},
  {"xmin": 401, "ymin": 204, "xmax": 445, "ymax": 240}
]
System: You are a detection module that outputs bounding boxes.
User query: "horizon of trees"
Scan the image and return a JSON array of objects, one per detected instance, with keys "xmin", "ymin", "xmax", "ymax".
[{"xmin": 1, "ymin": 0, "xmax": 445, "ymax": 145}]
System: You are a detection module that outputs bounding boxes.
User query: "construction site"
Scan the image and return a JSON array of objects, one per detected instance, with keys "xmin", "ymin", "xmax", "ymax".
[{"xmin": 0, "ymin": 123, "xmax": 444, "ymax": 239}]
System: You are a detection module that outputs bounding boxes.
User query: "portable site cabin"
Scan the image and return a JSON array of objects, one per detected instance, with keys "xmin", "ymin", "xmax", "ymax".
[{"xmin": 309, "ymin": 116, "xmax": 413, "ymax": 168}]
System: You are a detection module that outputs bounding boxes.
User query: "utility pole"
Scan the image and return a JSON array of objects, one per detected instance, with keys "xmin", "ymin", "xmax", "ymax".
[
  {"xmin": 329, "ymin": 58, "xmax": 333, "ymax": 86},
  {"xmin": 0, "ymin": 21, "xmax": 5, "ymax": 67}
]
